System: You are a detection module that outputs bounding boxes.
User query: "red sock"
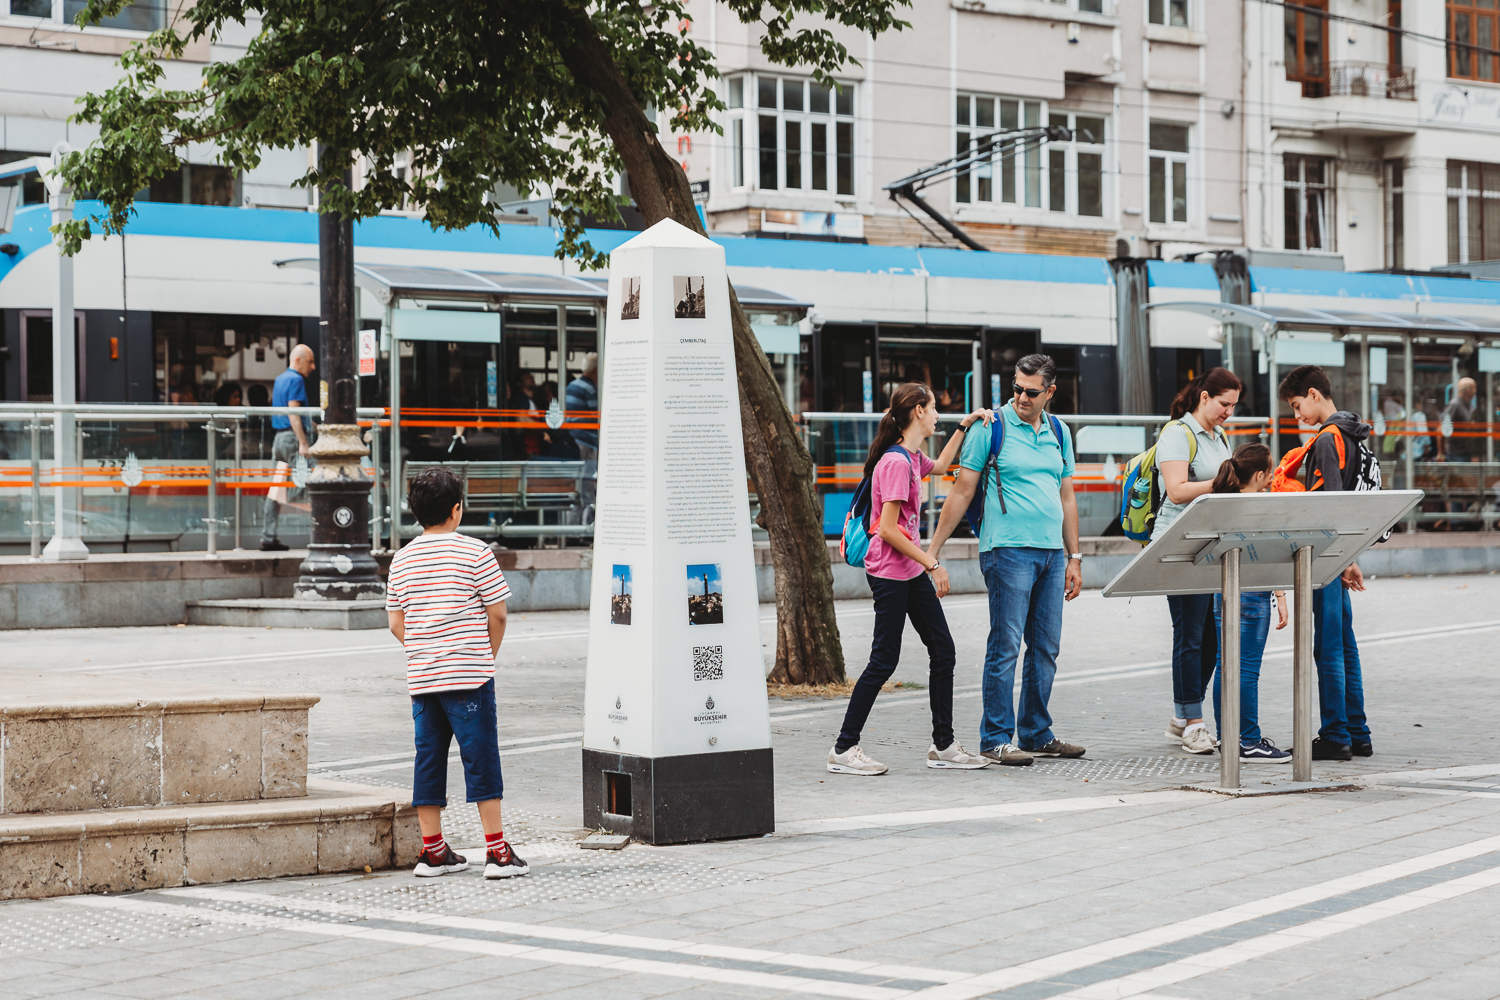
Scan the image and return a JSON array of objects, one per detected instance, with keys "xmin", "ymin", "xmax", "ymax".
[
  {"xmin": 485, "ymin": 830, "xmax": 506, "ymax": 854},
  {"xmin": 422, "ymin": 832, "xmax": 447, "ymax": 856}
]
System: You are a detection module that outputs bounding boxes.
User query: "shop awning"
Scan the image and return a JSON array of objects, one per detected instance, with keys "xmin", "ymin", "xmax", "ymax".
[{"xmin": 1145, "ymin": 300, "xmax": 1500, "ymax": 337}]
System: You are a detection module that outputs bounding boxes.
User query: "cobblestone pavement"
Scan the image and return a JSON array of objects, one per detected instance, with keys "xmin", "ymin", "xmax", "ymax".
[{"xmin": 4, "ymin": 573, "xmax": 1500, "ymax": 999}]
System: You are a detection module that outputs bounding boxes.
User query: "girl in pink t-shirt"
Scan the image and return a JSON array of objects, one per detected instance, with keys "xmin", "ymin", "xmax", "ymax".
[{"xmin": 829, "ymin": 382, "xmax": 994, "ymax": 776}]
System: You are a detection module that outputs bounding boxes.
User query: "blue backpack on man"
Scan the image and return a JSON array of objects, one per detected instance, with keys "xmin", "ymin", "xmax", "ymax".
[{"xmin": 964, "ymin": 409, "xmax": 1066, "ymax": 535}]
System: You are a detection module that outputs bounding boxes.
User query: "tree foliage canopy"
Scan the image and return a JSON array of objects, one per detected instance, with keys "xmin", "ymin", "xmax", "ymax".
[{"xmin": 59, "ymin": 0, "xmax": 909, "ymax": 261}]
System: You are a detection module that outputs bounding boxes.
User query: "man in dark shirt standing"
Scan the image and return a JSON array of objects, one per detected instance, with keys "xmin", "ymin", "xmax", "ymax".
[{"xmin": 261, "ymin": 344, "xmax": 316, "ymax": 551}]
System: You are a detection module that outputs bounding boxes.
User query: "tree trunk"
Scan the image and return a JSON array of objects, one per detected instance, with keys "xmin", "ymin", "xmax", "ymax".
[{"xmin": 553, "ymin": 7, "xmax": 846, "ymax": 684}]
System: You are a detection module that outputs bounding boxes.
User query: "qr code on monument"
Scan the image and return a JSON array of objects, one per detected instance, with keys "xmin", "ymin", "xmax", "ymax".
[{"xmin": 693, "ymin": 645, "xmax": 724, "ymax": 681}]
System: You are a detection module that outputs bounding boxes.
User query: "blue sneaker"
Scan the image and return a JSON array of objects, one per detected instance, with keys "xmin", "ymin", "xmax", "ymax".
[{"xmin": 1239, "ymin": 737, "xmax": 1292, "ymax": 764}]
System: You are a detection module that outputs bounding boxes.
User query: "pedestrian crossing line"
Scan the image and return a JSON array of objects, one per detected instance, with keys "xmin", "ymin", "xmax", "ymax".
[
  {"xmin": 1050, "ymin": 863, "xmax": 1500, "ymax": 1000},
  {"xmin": 776, "ymin": 790, "xmax": 1199, "ymax": 835},
  {"xmin": 63, "ymin": 892, "xmax": 957, "ymax": 1000},
  {"xmin": 319, "ymin": 740, "xmax": 583, "ymax": 775},
  {"xmin": 902, "ymin": 833, "xmax": 1500, "ymax": 1000},
  {"xmin": 311, "ymin": 730, "xmax": 585, "ymax": 769}
]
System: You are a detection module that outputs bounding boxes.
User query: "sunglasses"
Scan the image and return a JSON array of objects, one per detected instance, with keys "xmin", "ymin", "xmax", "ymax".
[{"xmin": 1012, "ymin": 382, "xmax": 1047, "ymax": 399}]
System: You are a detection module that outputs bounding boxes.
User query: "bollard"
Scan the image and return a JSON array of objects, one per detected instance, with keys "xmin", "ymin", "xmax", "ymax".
[
  {"xmin": 1219, "ymin": 546, "xmax": 1241, "ymax": 790},
  {"xmin": 1292, "ymin": 544, "xmax": 1315, "ymax": 782}
]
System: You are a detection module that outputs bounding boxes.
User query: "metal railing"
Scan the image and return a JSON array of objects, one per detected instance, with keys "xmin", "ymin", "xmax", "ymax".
[{"xmin": 1328, "ymin": 61, "xmax": 1416, "ymax": 100}]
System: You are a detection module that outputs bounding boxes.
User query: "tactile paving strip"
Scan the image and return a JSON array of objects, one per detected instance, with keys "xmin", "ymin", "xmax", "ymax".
[
  {"xmin": 0, "ymin": 906, "xmax": 236, "ymax": 958},
  {"xmin": 855, "ymin": 742, "xmax": 1223, "ymax": 781}
]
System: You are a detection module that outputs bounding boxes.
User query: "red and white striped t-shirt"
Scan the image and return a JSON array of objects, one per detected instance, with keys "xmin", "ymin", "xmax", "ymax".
[{"xmin": 385, "ymin": 533, "xmax": 511, "ymax": 695}]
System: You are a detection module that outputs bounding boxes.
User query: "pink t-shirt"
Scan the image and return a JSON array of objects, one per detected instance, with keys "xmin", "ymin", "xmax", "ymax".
[{"xmin": 863, "ymin": 447, "xmax": 936, "ymax": 581}]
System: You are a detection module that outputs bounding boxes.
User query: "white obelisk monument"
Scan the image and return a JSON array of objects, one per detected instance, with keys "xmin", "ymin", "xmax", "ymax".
[{"xmin": 581, "ymin": 219, "xmax": 773, "ymax": 844}]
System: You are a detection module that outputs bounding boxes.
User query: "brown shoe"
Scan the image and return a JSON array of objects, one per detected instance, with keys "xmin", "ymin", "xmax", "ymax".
[
  {"xmin": 1024, "ymin": 738, "xmax": 1086, "ymax": 759},
  {"xmin": 979, "ymin": 743, "xmax": 1034, "ymax": 767}
]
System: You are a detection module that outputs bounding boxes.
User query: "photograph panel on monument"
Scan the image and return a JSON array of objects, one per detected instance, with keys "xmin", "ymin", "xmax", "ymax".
[
  {"xmin": 621, "ymin": 277, "xmax": 641, "ymax": 320},
  {"xmin": 611, "ymin": 564, "xmax": 633, "ymax": 625},
  {"xmin": 686, "ymin": 562, "xmax": 724, "ymax": 625},
  {"xmin": 673, "ymin": 275, "xmax": 707, "ymax": 319}
]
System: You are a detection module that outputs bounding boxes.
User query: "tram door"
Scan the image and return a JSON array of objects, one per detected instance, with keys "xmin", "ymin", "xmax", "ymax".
[
  {"xmin": 980, "ymin": 327, "xmax": 1041, "ymax": 409},
  {"xmin": 814, "ymin": 322, "xmax": 878, "ymax": 412},
  {"xmin": 398, "ymin": 336, "xmax": 501, "ymax": 462},
  {"xmin": 876, "ymin": 329, "xmax": 981, "ymax": 414},
  {"xmin": 17, "ymin": 311, "xmax": 84, "ymax": 402}
]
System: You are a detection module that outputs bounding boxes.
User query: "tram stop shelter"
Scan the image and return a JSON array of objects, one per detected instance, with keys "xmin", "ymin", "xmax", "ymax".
[
  {"xmin": 1146, "ymin": 300, "xmax": 1500, "ymax": 523},
  {"xmin": 273, "ymin": 259, "xmax": 809, "ymax": 546}
]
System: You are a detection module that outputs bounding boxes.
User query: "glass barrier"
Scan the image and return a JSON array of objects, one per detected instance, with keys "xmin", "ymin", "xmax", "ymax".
[{"xmin": 0, "ymin": 406, "xmax": 346, "ymax": 556}]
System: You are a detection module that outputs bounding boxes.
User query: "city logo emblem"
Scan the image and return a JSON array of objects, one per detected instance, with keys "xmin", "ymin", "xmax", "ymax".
[
  {"xmin": 616, "ymin": 697, "xmax": 622, "ymax": 710},
  {"xmin": 332, "ymin": 506, "xmax": 354, "ymax": 528},
  {"xmin": 705, "ymin": 696, "xmax": 715, "ymax": 711}
]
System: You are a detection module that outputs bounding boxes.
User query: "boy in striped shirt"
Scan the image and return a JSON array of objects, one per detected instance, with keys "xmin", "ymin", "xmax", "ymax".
[{"xmin": 387, "ymin": 466, "xmax": 529, "ymax": 879}]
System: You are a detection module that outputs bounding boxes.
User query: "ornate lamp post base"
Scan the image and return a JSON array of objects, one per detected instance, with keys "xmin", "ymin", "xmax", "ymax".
[{"xmin": 293, "ymin": 423, "xmax": 384, "ymax": 601}]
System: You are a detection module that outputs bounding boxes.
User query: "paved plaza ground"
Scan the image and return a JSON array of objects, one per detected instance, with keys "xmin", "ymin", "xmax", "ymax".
[{"xmin": 4, "ymin": 571, "xmax": 1500, "ymax": 999}]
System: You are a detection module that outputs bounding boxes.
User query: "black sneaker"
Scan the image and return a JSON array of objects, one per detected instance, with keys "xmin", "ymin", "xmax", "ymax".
[
  {"xmin": 484, "ymin": 842, "xmax": 530, "ymax": 879},
  {"xmin": 1352, "ymin": 740, "xmax": 1373, "ymax": 757},
  {"xmin": 1023, "ymin": 738, "xmax": 1086, "ymax": 759},
  {"xmin": 1239, "ymin": 737, "xmax": 1293, "ymax": 763},
  {"xmin": 1311, "ymin": 737, "xmax": 1353, "ymax": 761},
  {"xmin": 413, "ymin": 844, "xmax": 469, "ymax": 877},
  {"xmin": 260, "ymin": 539, "xmax": 290, "ymax": 552}
]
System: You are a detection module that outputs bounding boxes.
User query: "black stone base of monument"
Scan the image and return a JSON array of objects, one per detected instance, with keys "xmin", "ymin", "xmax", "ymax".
[
  {"xmin": 293, "ymin": 476, "xmax": 383, "ymax": 600},
  {"xmin": 582, "ymin": 748, "xmax": 775, "ymax": 845}
]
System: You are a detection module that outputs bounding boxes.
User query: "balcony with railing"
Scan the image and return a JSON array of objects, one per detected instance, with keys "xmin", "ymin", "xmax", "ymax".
[{"xmin": 1324, "ymin": 62, "xmax": 1417, "ymax": 100}]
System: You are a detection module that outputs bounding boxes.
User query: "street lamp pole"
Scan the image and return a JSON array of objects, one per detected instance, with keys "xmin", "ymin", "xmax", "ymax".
[
  {"xmin": 293, "ymin": 156, "xmax": 383, "ymax": 600},
  {"xmin": 42, "ymin": 142, "xmax": 88, "ymax": 561}
]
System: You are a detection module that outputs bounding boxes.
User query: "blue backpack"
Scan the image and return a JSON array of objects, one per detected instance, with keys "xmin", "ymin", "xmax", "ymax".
[
  {"xmin": 964, "ymin": 409, "xmax": 1066, "ymax": 535},
  {"xmin": 840, "ymin": 446, "xmax": 915, "ymax": 568}
]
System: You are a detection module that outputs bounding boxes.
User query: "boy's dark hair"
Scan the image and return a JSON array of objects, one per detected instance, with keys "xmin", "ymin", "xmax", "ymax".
[
  {"xmin": 1015, "ymin": 353, "xmax": 1057, "ymax": 387},
  {"xmin": 408, "ymin": 467, "xmax": 465, "ymax": 527},
  {"xmin": 1278, "ymin": 364, "xmax": 1334, "ymax": 403}
]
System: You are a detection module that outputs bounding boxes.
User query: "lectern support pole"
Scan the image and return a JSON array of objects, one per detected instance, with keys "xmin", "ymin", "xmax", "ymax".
[
  {"xmin": 1292, "ymin": 545, "xmax": 1315, "ymax": 782},
  {"xmin": 1219, "ymin": 547, "xmax": 1241, "ymax": 790}
]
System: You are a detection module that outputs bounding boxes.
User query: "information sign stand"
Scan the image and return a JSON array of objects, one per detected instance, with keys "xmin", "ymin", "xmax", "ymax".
[
  {"xmin": 1103, "ymin": 490, "xmax": 1421, "ymax": 790},
  {"xmin": 580, "ymin": 220, "xmax": 774, "ymax": 844}
]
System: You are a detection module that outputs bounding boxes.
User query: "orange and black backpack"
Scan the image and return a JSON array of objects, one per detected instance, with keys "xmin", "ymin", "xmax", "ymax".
[{"xmin": 1271, "ymin": 424, "xmax": 1382, "ymax": 494}]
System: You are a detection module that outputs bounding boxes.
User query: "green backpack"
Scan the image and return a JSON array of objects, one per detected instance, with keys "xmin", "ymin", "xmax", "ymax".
[{"xmin": 1117, "ymin": 420, "xmax": 1225, "ymax": 543}]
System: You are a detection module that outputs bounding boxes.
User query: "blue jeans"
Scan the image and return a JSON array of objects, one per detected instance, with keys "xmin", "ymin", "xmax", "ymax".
[
  {"xmin": 835, "ymin": 573, "xmax": 955, "ymax": 752},
  {"xmin": 1212, "ymin": 592, "xmax": 1272, "ymax": 744},
  {"xmin": 1313, "ymin": 580, "xmax": 1369, "ymax": 745},
  {"xmin": 979, "ymin": 547, "xmax": 1064, "ymax": 752},
  {"xmin": 1167, "ymin": 593, "xmax": 1218, "ymax": 719},
  {"xmin": 411, "ymin": 679, "xmax": 504, "ymax": 807}
]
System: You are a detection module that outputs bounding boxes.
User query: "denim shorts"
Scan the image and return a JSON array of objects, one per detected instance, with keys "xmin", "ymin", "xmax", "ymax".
[{"xmin": 411, "ymin": 679, "xmax": 504, "ymax": 807}]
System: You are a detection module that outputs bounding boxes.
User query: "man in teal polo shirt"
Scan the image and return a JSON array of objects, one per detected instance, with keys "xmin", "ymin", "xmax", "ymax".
[{"xmin": 929, "ymin": 354, "xmax": 1086, "ymax": 766}]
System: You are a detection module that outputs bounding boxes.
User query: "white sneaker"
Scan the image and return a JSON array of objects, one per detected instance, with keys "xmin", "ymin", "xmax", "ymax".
[
  {"xmin": 926, "ymin": 743, "xmax": 991, "ymax": 769},
  {"xmin": 1164, "ymin": 717, "xmax": 1186, "ymax": 743},
  {"xmin": 1180, "ymin": 723, "xmax": 1216, "ymax": 755},
  {"xmin": 827, "ymin": 745, "xmax": 889, "ymax": 775}
]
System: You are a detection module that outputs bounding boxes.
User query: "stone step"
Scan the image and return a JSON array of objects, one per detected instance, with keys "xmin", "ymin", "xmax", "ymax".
[
  {"xmin": 187, "ymin": 598, "xmax": 388, "ymax": 630},
  {"xmin": 0, "ymin": 778, "xmax": 419, "ymax": 899},
  {"xmin": 1, "ymin": 677, "xmax": 318, "ymax": 813}
]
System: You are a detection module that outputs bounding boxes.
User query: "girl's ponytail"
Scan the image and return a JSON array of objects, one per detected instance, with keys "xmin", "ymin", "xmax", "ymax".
[{"xmin": 1211, "ymin": 442, "xmax": 1273, "ymax": 494}]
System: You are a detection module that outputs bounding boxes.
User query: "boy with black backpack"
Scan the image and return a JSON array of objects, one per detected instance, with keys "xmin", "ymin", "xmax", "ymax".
[{"xmin": 1277, "ymin": 365, "xmax": 1377, "ymax": 762}]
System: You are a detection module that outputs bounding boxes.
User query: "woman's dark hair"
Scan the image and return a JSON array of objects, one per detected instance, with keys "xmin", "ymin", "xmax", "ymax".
[
  {"xmin": 408, "ymin": 467, "xmax": 465, "ymax": 527},
  {"xmin": 1169, "ymin": 366, "xmax": 1244, "ymax": 420},
  {"xmin": 1211, "ymin": 442, "xmax": 1273, "ymax": 494},
  {"xmin": 863, "ymin": 382, "xmax": 931, "ymax": 480},
  {"xmin": 214, "ymin": 382, "xmax": 242, "ymax": 407}
]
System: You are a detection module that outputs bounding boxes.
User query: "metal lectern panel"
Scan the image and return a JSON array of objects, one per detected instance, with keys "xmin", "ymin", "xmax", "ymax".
[{"xmin": 1102, "ymin": 490, "xmax": 1423, "ymax": 598}]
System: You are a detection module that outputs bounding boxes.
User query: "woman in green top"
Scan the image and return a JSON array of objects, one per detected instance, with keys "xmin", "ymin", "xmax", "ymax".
[{"xmin": 1155, "ymin": 367, "xmax": 1243, "ymax": 755}]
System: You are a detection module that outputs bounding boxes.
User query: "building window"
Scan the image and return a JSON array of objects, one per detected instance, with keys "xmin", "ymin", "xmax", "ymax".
[
  {"xmin": 1284, "ymin": 154, "xmax": 1334, "ymax": 252},
  {"xmin": 956, "ymin": 95, "xmax": 1104, "ymax": 216},
  {"xmin": 1447, "ymin": 160, "xmax": 1500, "ymax": 263},
  {"xmin": 1388, "ymin": 0, "xmax": 1404, "ymax": 66},
  {"xmin": 1285, "ymin": 0, "xmax": 1329, "ymax": 97},
  {"xmin": 724, "ymin": 74, "xmax": 854, "ymax": 195},
  {"xmin": 1148, "ymin": 122, "xmax": 1190, "ymax": 225},
  {"xmin": 4, "ymin": 0, "xmax": 166, "ymax": 31},
  {"xmin": 1449, "ymin": 0, "xmax": 1499, "ymax": 82},
  {"xmin": 1385, "ymin": 160, "xmax": 1405, "ymax": 269},
  {"xmin": 1149, "ymin": 0, "xmax": 1188, "ymax": 27}
]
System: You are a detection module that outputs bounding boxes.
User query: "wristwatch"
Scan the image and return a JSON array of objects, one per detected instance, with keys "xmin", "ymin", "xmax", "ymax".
[{"xmin": 1068, "ymin": 552, "xmax": 1083, "ymax": 561}]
